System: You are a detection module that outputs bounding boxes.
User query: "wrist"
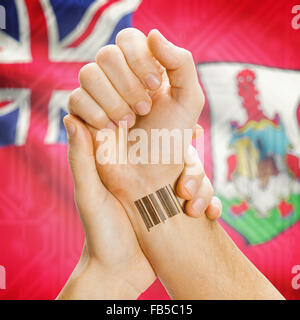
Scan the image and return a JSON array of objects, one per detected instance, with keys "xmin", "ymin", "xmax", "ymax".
[
  {"xmin": 58, "ymin": 256, "xmax": 142, "ymax": 300},
  {"xmin": 118, "ymin": 168, "xmax": 184, "ymax": 229},
  {"xmin": 85, "ymin": 257, "xmax": 144, "ymax": 300}
]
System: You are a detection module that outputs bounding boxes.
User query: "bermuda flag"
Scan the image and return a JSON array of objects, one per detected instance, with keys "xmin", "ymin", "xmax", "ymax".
[{"xmin": 0, "ymin": 0, "xmax": 299, "ymax": 300}]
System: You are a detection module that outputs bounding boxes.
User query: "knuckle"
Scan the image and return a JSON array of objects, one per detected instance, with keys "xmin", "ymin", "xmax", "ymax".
[
  {"xmin": 177, "ymin": 48, "xmax": 193, "ymax": 67},
  {"xmin": 68, "ymin": 88, "xmax": 83, "ymax": 109},
  {"xmin": 78, "ymin": 62, "xmax": 98, "ymax": 84},
  {"xmin": 116, "ymin": 27, "xmax": 142, "ymax": 44},
  {"xmin": 96, "ymin": 45, "xmax": 120, "ymax": 64},
  {"xmin": 116, "ymin": 28, "xmax": 134, "ymax": 43},
  {"xmin": 182, "ymin": 49, "xmax": 193, "ymax": 61}
]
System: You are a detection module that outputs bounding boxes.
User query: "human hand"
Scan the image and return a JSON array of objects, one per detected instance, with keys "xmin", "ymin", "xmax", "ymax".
[
  {"xmin": 58, "ymin": 115, "xmax": 155, "ymax": 299},
  {"xmin": 69, "ymin": 28, "xmax": 206, "ymax": 226},
  {"xmin": 58, "ymin": 114, "xmax": 221, "ymax": 299}
]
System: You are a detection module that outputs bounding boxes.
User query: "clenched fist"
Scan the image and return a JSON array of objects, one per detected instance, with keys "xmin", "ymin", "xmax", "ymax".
[{"xmin": 68, "ymin": 28, "xmax": 212, "ymax": 233}]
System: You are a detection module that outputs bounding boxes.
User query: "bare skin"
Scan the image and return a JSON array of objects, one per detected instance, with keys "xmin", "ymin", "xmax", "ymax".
[
  {"xmin": 58, "ymin": 116, "xmax": 220, "ymax": 300},
  {"xmin": 66, "ymin": 28, "xmax": 284, "ymax": 300}
]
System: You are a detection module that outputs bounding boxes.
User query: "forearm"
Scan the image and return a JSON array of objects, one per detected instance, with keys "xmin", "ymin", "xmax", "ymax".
[
  {"xmin": 124, "ymin": 195, "xmax": 284, "ymax": 300},
  {"xmin": 57, "ymin": 251, "xmax": 142, "ymax": 300}
]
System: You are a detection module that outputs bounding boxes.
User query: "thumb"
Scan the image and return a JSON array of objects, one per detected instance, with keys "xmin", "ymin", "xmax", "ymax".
[
  {"xmin": 205, "ymin": 196, "xmax": 222, "ymax": 220},
  {"xmin": 63, "ymin": 115, "xmax": 108, "ymax": 208},
  {"xmin": 147, "ymin": 29, "xmax": 204, "ymax": 108}
]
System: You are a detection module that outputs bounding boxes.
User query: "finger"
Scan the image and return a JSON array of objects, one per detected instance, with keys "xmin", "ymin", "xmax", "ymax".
[
  {"xmin": 116, "ymin": 28, "xmax": 162, "ymax": 91},
  {"xmin": 96, "ymin": 45, "xmax": 153, "ymax": 116},
  {"xmin": 176, "ymin": 153, "xmax": 204, "ymax": 200},
  {"xmin": 68, "ymin": 87, "xmax": 116, "ymax": 131},
  {"xmin": 184, "ymin": 176, "xmax": 214, "ymax": 218},
  {"xmin": 63, "ymin": 114, "xmax": 108, "ymax": 205},
  {"xmin": 193, "ymin": 124, "xmax": 203, "ymax": 140},
  {"xmin": 86, "ymin": 122, "xmax": 118, "ymax": 167},
  {"xmin": 79, "ymin": 62, "xmax": 136, "ymax": 127},
  {"xmin": 147, "ymin": 29, "xmax": 204, "ymax": 110},
  {"xmin": 205, "ymin": 196, "xmax": 222, "ymax": 220}
]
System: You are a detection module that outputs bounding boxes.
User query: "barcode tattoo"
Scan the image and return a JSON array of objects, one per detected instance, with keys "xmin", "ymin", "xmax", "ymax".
[{"xmin": 134, "ymin": 184, "xmax": 183, "ymax": 231}]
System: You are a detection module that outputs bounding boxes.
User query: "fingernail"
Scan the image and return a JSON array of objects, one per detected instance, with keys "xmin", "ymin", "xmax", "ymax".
[
  {"xmin": 184, "ymin": 179, "xmax": 197, "ymax": 198},
  {"xmin": 106, "ymin": 121, "xmax": 116, "ymax": 130},
  {"xmin": 145, "ymin": 74, "xmax": 160, "ymax": 90},
  {"xmin": 135, "ymin": 101, "xmax": 151, "ymax": 115},
  {"xmin": 193, "ymin": 125, "xmax": 204, "ymax": 140},
  {"xmin": 211, "ymin": 196, "xmax": 222, "ymax": 211},
  {"xmin": 64, "ymin": 119, "xmax": 75, "ymax": 137},
  {"xmin": 121, "ymin": 114, "xmax": 135, "ymax": 128},
  {"xmin": 192, "ymin": 198, "xmax": 206, "ymax": 213}
]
